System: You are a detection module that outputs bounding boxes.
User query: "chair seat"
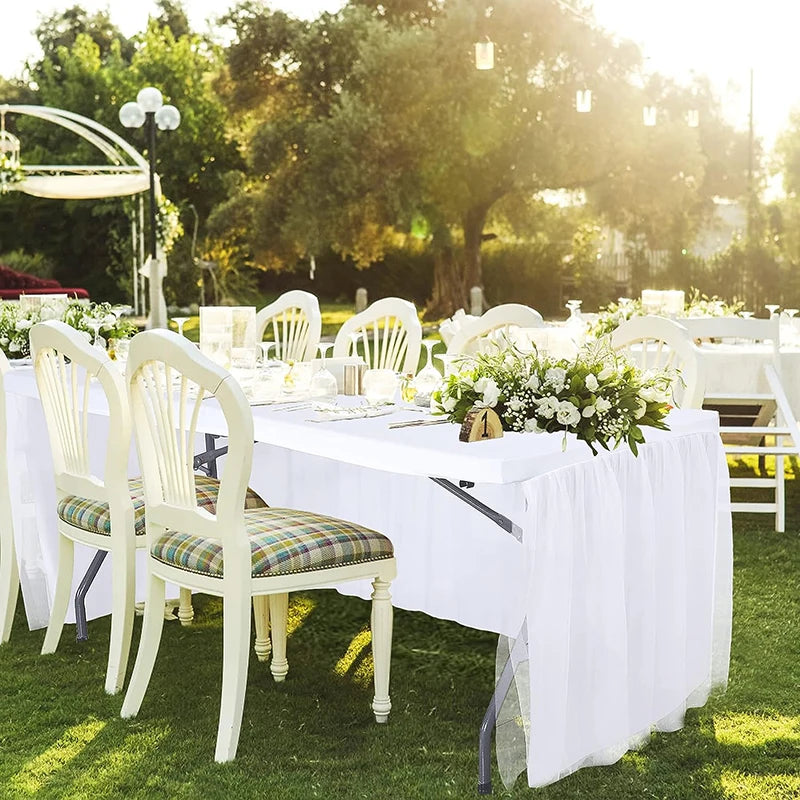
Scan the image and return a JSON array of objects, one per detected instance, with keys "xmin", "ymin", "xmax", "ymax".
[
  {"xmin": 57, "ymin": 476, "xmax": 267, "ymax": 537},
  {"xmin": 151, "ymin": 507, "xmax": 394, "ymax": 578}
]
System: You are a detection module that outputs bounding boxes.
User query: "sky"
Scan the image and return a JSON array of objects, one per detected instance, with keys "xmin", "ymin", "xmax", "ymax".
[{"xmin": 1, "ymin": 1, "xmax": 798, "ymax": 149}]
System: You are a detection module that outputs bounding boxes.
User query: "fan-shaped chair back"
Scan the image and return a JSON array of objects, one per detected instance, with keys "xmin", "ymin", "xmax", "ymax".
[
  {"xmin": 255, "ymin": 290, "xmax": 321, "ymax": 362},
  {"xmin": 333, "ymin": 297, "xmax": 422, "ymax": 373},
  {"xmin": 446, "ymin": 304, "xmax": 545, "ymax": 356}
]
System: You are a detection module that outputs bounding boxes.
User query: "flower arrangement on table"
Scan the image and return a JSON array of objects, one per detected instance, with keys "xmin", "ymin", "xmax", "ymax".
[
  {"xmin": 0, "ymin": 300, "xmax": 136, "ymax": 358},
  {"xmin": 431, "ymin": 341, "xmax": 676, "ymax": 456},
  {"xmin": 588, "ymin": 289, "xmax": 745, "ymax": 338}
]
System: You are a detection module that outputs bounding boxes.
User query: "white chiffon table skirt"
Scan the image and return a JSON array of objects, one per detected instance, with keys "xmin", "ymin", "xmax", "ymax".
[{"xmin": 4, "ymin": 367, "xmax": 731, "ymax": 789}]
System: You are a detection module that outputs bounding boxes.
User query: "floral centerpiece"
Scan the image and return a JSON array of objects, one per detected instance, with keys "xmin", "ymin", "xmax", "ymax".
[
  {"xmin": 0, "ymin": 300, "xmax": 136, "ymax": 358},
  {"xmin": 588, "ymin": 289, "xmax": 744, "ymax": 338},
  {"xmin": 431, "ymin": 341, "xmax": 675, "ymax": 456}
]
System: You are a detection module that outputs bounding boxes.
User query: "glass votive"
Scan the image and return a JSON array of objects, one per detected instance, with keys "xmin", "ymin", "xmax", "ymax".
[
  {"xmin": 200, "ymin": 306, "xmax": 233, "ymax": 370},
  {"xmin": 362, "ymin": 368, "xmax": 398, "ymax": 404}
]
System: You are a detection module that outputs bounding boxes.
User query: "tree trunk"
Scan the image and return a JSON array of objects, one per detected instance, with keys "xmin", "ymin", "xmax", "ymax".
[
  {"xmin": 426, "ymin": 231, "xmax": 467, "ymax": 319},
  {"xmin": 463, "ymin": 204, "xmax": 489, "ymax": 292}
]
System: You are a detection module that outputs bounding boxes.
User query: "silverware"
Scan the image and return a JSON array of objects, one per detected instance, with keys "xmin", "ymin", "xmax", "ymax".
[{"xmin": 387, "ymin": 418, "xmax": 450, "ymax": 429}]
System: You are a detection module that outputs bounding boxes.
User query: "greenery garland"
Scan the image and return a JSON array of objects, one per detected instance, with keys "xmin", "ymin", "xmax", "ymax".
[{"xmin": 0, "ymin": 154, "xmax": 24, "ymax": 194}]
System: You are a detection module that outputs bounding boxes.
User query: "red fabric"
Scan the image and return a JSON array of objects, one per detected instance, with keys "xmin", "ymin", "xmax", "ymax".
[{"xmin": 0, "ymin": 264, "xmax": 88, "ymax": 299}]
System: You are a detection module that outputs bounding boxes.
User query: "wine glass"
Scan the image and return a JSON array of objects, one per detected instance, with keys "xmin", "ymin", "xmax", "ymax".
[
  {"xmin": 348, "ymin": 331, "xmax": 363, "ymax": 362},
  {"xmin": 172, "ymin": 316, "xmax": 191, "ymax": 337},
  {"xmin": 739, "ymin": 311, "xmax": 754, "ymax": 319},
  {"xmin": 565, "ymin": 299, "xmax": 583, "ymax": 322},
  {"xmin": 765, "ymin": 304, "xmax": 780, "ymax": 318},
  {"xmin": 86, "ymin": 317, "xmax": 105, "ymax": 350},
  {"xmin": 412, "ymin": 339, "xmax": 443, "ymax": 407},
  {"xmin": 310, "ymin": 342, "xmax": 338, "ymax": 399}
]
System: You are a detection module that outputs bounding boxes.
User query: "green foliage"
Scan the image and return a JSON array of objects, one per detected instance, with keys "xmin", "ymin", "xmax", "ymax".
[{"xmin": 0, "ymin": 249, "xmax": 56, "ymax": 279}]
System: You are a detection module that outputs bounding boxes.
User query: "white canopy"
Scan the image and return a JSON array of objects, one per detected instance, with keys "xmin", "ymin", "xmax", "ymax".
[{"xmin": 19, "ymin": 174, "xmax": 150, "ymax": 200}]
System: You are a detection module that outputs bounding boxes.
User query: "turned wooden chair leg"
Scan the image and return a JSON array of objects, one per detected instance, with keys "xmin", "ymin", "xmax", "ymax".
[
  {"xmin": 252, "ymin": 595, "xmax": 271, "ymax": 663},
  {"xmin": 177, "ymin": 586, "xmax": 194, "ymax": 626},
  {"xmin": 370, "ymin": 577, "xmax": 393, "ymax": 723},
  {"xmin": 269, "ymin": 593, "xmax": 289, "ymax": 682}
]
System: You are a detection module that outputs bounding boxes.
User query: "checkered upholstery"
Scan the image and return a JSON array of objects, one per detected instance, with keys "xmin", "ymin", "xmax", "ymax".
[
  {"xmin": 57, "ymin": 476, "xmax": 267, "ymax": 537},
  {"xmin": 150, "ymin": 507, "xmax": 394, "ymax": 578}
]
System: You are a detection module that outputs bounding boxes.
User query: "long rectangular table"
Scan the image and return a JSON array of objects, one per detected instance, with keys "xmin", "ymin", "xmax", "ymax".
[{"xmin": 4, "ymin": 367, "xmax": 732, "ymax": 789}]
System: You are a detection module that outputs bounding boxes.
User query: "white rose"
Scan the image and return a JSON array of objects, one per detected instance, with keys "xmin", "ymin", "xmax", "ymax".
[
  {"xmin": 556, "ymin": 400, "xmax": 581, "ymax": 427},
  {"xmin": 595, "ymin": 396, "xmax": 612, "ymax": 414},
  {"xmin": 535, "ymin": 396, "xmax": 560, "ymax": 419},
  {"xmin": 544, "ymin": 367, "xmax": 567, "ymax": 392},
  {"xmin": 474, "ymin": 377, "xmax": 500, "ymax": 408},
  {"xmin": 598, "ymin": 366, "xmax": 614, "ymax": 381},
  {"xmin": 582, "ymin": 405, "xmax": 596, "ymax": 418},
  {"xmin": 634, "ymin": 399, "xmax": 647, "ymax": 419},
  {"xmin": 507, "ymin": 396, "xmax": 525, "ymax": 412},
  {"xmin": 523, "ymin": 417, "xmax": 541, "ymax": 433},
  {"xmin": 442, "ymin": 395, "xmax": 458, "ymax": 412},
  {"xmin": 639, "ymin": 386, "xmax": 659, "ymax": 402},
  {"xmin": 101, "ymin": 313, "xmax": 117, "ymax": 330},
  {"xmin": 585, "ymin": 374, "xmax": 598, "ymax": 392}
]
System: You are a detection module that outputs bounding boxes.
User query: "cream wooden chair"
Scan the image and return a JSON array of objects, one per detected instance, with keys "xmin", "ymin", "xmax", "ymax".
[
  {"xmin": 0, "ymin": 350, "xmax": 19, "ymax": 644},
  {"xmin": 681, "ymin": 315, "xmax": 797, "ymax": 532},
  {"xmin": 611, "ymin": 315, "xmax": 705, "ymax": 409},
  {"xmin": 333, "ymin": 297, "xmax": 422, "ymax": 374},
  {"xmin": 446, "ymin": 304, "xmax": 545, "ymax": 356},
  {"xmin": 255, "ymin": 290, "xmax": 321, "ymax": 362},
  {"xmin": 121, "ymin": 330, "xmax": 396, "ymax": 762},
  {"xmin": 30, "ymin": 320, "xmax": 142, "ymax": 694}
]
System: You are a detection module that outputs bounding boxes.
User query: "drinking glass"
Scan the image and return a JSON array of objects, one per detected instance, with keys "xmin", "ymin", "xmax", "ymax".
[
  {"xmin": 739, "ymin": 311, "xmax": 754, "ymax": 319},
  {"xmin": 172, "ymin": 316, "xmax": 191, "ymax": 337},
  {"xmin": 765, "ymin": 304, "xmax": 780, "ymax": 318},
  {"xmin": 412, "ymin": 339, "xmax": 443, "ymax": 407},
  {"xmin": 565, "ymin": 299, "xmax": 582, "ymax": 322},
  {"xmin": 86, "ymin": 317, "xmax": 105, "ymax": 350},
  {"xmin": 348, "ymin": 331, "xmax": 363, "ymax": 361},
  {"xmin": 362, "ymin": 369, "xmax": 398, "ymax": 405},
  {"xmin": 310, "ymin": 343, "xmax": 338, "ymax": 399},
  {"xmin": 435, "ymin": 353, "xmax": 459, "ymax": 378}
]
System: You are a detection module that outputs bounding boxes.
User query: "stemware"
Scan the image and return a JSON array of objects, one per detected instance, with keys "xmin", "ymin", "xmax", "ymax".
[
  {"xmin": 348, "ymin": 331, "xmax": 363, "ymax": 362},
  {"xmin": 784, "ymin": 308, "xmax": 799, "ymax": 321},
  {"xmin": 86, "ymin": 317, "xmax": 105, "ymax": 350},
  {"xmin": 435, "ymin": 353, "xmax": 459, "ymax": 378},
  {"xmin": 739, "ymin": 311, "xmax": 754, "ymax": 319},
  {"xmin": 565, "ymin": 299, "xmax": 583, "ymax": 322},
  {"xmin": 310, "ymin": 342, "xmax": 338, "ymax": 399},
  {"xmin": 172, "ymin": 316, "xmax": 191, "ymax": 338},
  {"xmin": 765, "ymin": 304, "xmax": 780, "ymax": 318},
  {"xmin": 362, "ymin": 369, "xmax": 398, "ymax": 405},
  {"xmin": 412, "ymin": 339, "xmax": 443, "ymax": 407}
]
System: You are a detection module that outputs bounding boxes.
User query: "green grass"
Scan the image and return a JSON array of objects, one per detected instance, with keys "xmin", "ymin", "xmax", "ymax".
[{"xmin": 1, "ymin": 473, "xmax": 799, "ymax": 799}]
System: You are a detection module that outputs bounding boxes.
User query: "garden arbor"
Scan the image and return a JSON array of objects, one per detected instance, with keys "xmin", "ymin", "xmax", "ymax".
[{"xmin": 0, "ymin": 103, "xmax": 167, "ymax": 327}]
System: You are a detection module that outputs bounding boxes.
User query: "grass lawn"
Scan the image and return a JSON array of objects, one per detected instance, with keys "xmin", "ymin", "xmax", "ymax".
[{"xmin": 1, "ymin": 467, "xmax": 799, "ymax": 799}]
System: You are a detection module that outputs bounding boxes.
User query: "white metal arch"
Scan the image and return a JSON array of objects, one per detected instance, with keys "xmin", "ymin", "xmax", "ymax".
[{"xmin": 0, "ymin": 103, "xmax": 164, "ymax": 325}]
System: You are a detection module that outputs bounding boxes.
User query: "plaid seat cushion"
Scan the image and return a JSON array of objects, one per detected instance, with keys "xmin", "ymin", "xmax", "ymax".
[
  {"xmin": 57, "ymin": 476, "xmax": 267, "ymax": 537},
  {"xmin": 151, "ymin": 507, "xmax": 394, "ymax": 578}
]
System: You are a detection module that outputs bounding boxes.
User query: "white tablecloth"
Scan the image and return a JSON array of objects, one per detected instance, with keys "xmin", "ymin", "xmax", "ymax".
[
  {"xmin": 4, "ymin": 368, "xmax": 732, "ymax": 788},
  {"xmin": 697, "ymin": 343, "xmax": 800, "ymax": 416}
]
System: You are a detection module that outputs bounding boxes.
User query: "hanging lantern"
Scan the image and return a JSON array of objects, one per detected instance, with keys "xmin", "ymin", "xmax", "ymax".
[
  {"xmin": 642, "ymin": 106, "xmax": 657, "ymax": 127},
  {"xmin": 687, "ymin": 109, "xmax": 700, "ymax": 128},
  {"xmin": 475, "ymin": 39, "xmax": 495, "ymax": 70},
  {"xmin": 576, "ymin": 89, "xmax": 592, "ymax": 113}
]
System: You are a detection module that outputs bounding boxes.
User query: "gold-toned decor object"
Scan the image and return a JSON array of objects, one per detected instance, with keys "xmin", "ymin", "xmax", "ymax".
[{"xmin": 459, "ymin": 407, "xmax": 504, "ymax": 443}]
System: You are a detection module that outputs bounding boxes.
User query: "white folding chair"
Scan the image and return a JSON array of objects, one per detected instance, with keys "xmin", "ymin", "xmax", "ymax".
[
  {"xmin": 121, "ymin": 330, "xmax": 396, "ymax": 762},
  {"xmin": 255, "ymin": 290, "xmax": 322, "ymax": 362},
  {"xmin": 333, "ymin": 297, "xmax": 422, "ymax": 374},
  {"xmin": 0, "ymin": 350, "xmax": 19, "ymax": 643},
  {"xmin": 682, "ymin": 315, "xmax": 798, "ymax": 532},
  {"xmin": 611, "ymin": 315, "xmax": 705, "ymax": 409},
  {"xmin": 446, "ymin": 304, "xmax": 545, "ymax": 356}
]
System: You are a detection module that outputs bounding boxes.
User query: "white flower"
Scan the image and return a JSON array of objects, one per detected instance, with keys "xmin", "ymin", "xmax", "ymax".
[
  {"xmin": 585, "ymin": 373, "xmax": 598, "ymax": 391},
  {"xmin": 525, "ymin": 374, "xmax": 540, "ymax": 391},
  {"xmin": 15, "ymin": 319, "xmax": 33, "ymax": 331},
  {"xmin": 598, "ymin": 366, "xmax": 614, "ymax": 381},
  {"xmin": 556, "ymin": 400, "xmax": 581, "ymax": 427},
  {"xmin": 442, "ymin": 395, "xmax": 458, "ymax": 412},
  {"xmin": 582, "ymin": 405, "xmax": 596, "ymax": 418},
  {"xmin": 9, "ymin": 340, "xmax": 20, "ymax": 353},
  {"xmin": 544, "ymin": 367, "xmax": 567, "ymax": 392},
  {"xmin": 523, "ymin": 417, "xmax": 542, "ymax": 433},
  {"xmin": 507, "ymin": 396, "xmax": 526, "ymax": 412},
  {"xmin": 595, "ymin": 396, "xmax": 612, "ymax": 414},
  {"xmin": 473, "ymin": 377, "xmax": 500, "ymax": 407},
  {"xmin": 535, "ymin": 396, "xmax": 560, "ymax": 419},
  {"xmin": 634, "ymin": 399, "xmax": 647, "ymax": 419}
]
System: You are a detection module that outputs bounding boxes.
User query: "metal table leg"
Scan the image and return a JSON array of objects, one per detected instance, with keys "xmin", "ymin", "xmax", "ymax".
[
  {"xmin": 429, "ymin": 478, "xmax": 524, "ymax": 794},
  {"xmin": 75, "ymin": 550, "xmax": 108, "ymax": 642}
]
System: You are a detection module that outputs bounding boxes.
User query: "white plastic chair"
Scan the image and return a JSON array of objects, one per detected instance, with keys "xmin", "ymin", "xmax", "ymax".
[
  {"xmin": 121, "ymin": 330, "xmax": 396, "ymax": 762},
  {"xmin": 255, "ymin": 290, "xmax": 321, "ymax": 362},
  {"xmin": 30, "ymin": 321, "xmax": 142, "ymax": 694},
  {"xmin": 446, "ymin": 304, "xmax": 545, "ymax": 356},
  {"xmin": 0, "ymin": 350, "xmax": 18, "ymax": 643},
  {"xmin": 681, "ymin": 315, "xmax": 797, "ymax": 532},
  {"xmin": 610, "ymin": 315, "xmax": 705, "ymax": 409},
  {"xmin": 333, "ymin": 297, "xmax": 422, "ymax": 374}
]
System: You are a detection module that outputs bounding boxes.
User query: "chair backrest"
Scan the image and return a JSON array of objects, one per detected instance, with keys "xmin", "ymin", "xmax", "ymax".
[
  {"xmin": 681, "ymin": 316, "xmax": 781, "ymax": 368},
  {"xmin": 255, "ymin": 290, "xmax": 321, "ymax": 362},
  {"xmin": 30, "ymin": 321, "xmax": 131, "ymax": 509},
  {"xmin": 611, "ymin": 315, "xmax": 705, "ymax": 409},
  {"xmin": 333, "ymin": 297, "xmax": 422, "ymax": 373},
  {"xmin": 446, "ymin": 304, "xmax": 545, "ymax": 356},
  {"xmin": 127, "ymin": 330, "xmax": 253, "ymax": 554}
]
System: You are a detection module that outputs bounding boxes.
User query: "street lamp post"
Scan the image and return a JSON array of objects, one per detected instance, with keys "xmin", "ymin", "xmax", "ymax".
[{"xmin": 119, "ymin": 87, "xmax": 180, "ymax": 329}]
